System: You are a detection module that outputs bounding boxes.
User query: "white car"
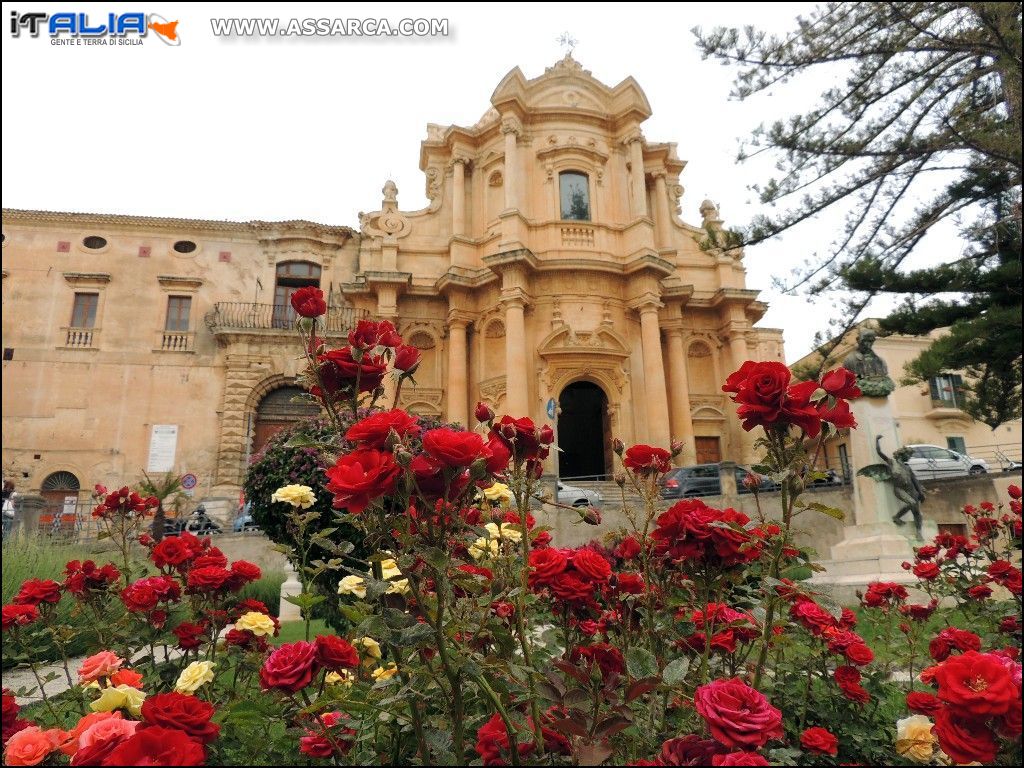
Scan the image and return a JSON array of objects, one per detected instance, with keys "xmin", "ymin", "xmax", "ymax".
[
  {"xmin": 557, "ymin": 481, "xmax": 603, "ymax": 507},
  {"xmin": 904, "ymin": 444, "xmax": 990, "ymax": 481}
]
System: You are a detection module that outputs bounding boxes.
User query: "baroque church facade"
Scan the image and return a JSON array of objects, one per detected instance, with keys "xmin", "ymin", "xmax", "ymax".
[{"xmin": 1, "ymin": 56, "xmax": 784, "ymax": 513}]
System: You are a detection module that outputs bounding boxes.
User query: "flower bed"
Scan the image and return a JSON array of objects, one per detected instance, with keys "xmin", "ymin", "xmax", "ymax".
[{"xmin": 3, "ymin": 300, "xmax": 1021, "ymax": 766}]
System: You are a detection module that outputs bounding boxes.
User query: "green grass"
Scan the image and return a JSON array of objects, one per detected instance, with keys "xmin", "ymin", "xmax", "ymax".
[
  {"xmin": 236, "ymin": 570, "xmax": 286, "ymax": 616},
  {"xmin": 273, "ymin": 619, "xmax": 329, "ymax": 644}
]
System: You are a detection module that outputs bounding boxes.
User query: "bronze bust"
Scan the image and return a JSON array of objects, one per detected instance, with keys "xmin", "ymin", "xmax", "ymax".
[{"xmin": 843, "ymin": 328, "xmax": 895, "ymax": 397}]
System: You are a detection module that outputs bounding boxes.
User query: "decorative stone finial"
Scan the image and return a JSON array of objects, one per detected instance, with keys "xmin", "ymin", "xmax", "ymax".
[{"xmin": 382, "ymin": 180, "xmax": 398, "ymax": 205}]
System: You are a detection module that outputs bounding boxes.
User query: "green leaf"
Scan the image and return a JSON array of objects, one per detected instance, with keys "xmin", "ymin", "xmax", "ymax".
[
  {"xmin": 625, "ymin": 647, "xmax": 658, "ymax": 680},
  {"xmin": 396, "ymin": 623, "xmax": 435, "ymax": 647},
  {"xmin": 283, "ymin": 593, "xmax": 326, "ymax": 609},
  {"xmin": 662, "ymin": 657, "xmax": 690, "ymax": 685},
  {"xmin": 803, "ymin": 501, "xmax": 846, "ymax": 521}
]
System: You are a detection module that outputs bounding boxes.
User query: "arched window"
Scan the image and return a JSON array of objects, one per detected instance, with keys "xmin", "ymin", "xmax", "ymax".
[
  {"xmin": 40, "ymin": 471, "xmax": 81, "ymax": 518},
  {"xmin": 273, "ymin": 261, "xmax": 321, "ymax": 328},
  {"xmin": 559, "ymin": 171, "xmax": 590, "ymax": 221}
]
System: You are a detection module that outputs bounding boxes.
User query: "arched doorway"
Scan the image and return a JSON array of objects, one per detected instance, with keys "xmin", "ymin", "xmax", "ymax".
[
  {"xmin": 252, "ymin": 386, "xmax": 321, "ymax": 456},
  {"xmin": 40, "ymin": 471, "xmax": 81, "ymax": 533},
  {"xmin": 557, "ymin": 381, "xmax": 610, "ymax": 479}
]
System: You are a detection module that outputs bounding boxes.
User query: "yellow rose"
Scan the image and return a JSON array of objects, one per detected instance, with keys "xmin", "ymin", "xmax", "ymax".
[
  {"xmin": 372, "ymin": 663, "xmax": 399, "ymax": 682},
  {"xmin": 377, "ymin": 559, "xmax": 410, "ymax": 595},
  {"xmin": 481, "ymin": 483, "xmax": 512, "ymax": 505},
  {"xmin": 353, "ymin": 636, "xmax": 382, "ymax": 662},
  {"xmin": 175, "ymin": 661, "xmax": 216, "ymax": 694},
  {"xmin": 270, "ymin": 484, "xmax": 316, "ymax": 509},
  {"xmin": 90, "ymin": 684, "xmax": 146, "ymax": 717},
  {"xmin": 497, "ymin": 522, "xmax": 522, "ymax": 542},
  {"xmin": 338, "ymin": 575, "xmax": 367, "ymax": 598},
  {"xmin": 234, "ymin": 611, "xmax": 276, "ymax": 637},
  {"xmin": 325, "ymin": 670, "xmax": 354, "ymax": 686},
  {"xmin": 895, "ymin": 715, "xmax": 938, "ymax": 764},
  {"xmin": 470, "ymin": 536, "xmax": 499, "ymax": 560}
]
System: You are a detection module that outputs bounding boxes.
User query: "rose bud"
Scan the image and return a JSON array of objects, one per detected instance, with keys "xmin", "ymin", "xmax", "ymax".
[
  {"xmin": 578, "ymin": 506, "xmax": 601, "ymax": 526},
  {"xmin": 743, "ymin": 472, "xmax": 762, "ymax": 491},
  {"xmin": 612, "ymin": 438, "xmax": 624, "ymax": 456},
  {"xmin": 394, "ymin": 344, "xmax": 421, "ymax": 375},
  {"xmin": 670, "ymin": 440, "xmax": 684, "ymax": 458},
  {"xmin": 614, "ymin": 473, "xmax": 626, "ymax": 487},
  {"xmin": 538, "ymin": 425, "xmax": 554, "ymax": 446},
  {"xmin": 500, "ymin": 422, "xmax": 518, "ymax": 441},
  {"xmin": 475, "ymin": 402, "xmax": 495, "ymax": 423}
]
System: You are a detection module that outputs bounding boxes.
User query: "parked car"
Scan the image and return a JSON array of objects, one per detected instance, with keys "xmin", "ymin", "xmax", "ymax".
[
  {"xmin": 903, "ymin": 444, "xmax": 990, "ymax": 481},
  {"xmin": 658, "ymin": 464, "xmax": 778, "ymax": 499},
  {"xmin": 233, "ymin": 502, "xmax": 260, "ymax": 533},
  {"xmin": 557, "ymin": 481, "xmax": 603, "ymax": 507},
  {"xmin": 164, "ymin": 505, "xmax": 223, "ymax": 536}
]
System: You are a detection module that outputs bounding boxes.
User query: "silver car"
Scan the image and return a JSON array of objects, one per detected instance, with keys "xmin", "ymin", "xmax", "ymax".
[
  {"xmin": 557, "ymin": 481, "xmax": 603, "ymax": 507},
  {"xmin": 904, "ymin": 444, "xmax": 990, "ymax": 481}
]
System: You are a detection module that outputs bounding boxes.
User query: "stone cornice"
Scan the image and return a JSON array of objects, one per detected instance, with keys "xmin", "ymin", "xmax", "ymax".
[
  {"xmin": 62, "ymin": 272, "xmax": 111, "ymax": 287},
  {"xmin": 3, "ymin": 208, "xmax": 356, "ymax": 239},
  {"xmin": 157, "ymin": 275, "xmax": 204, "ymax": 293}
]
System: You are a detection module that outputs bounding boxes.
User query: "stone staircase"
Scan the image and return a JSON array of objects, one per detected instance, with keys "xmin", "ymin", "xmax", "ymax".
[{"xmin": 561, "ymin": 479, "xmax": 664, "ymax": 512}]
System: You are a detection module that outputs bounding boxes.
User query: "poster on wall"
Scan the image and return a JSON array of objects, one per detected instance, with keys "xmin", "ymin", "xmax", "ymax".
[{"xmin": 147, "ymin": 425, "xmax": 179, "ymax": 473}]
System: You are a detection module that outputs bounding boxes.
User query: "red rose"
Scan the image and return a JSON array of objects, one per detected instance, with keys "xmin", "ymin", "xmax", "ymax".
[
  {"xmin": 800, "ymin": 726, "xmax": 838, "ymax": 756},
  {"xmin": 659, "ymin": 735, "xmax": 725, "ymax": 765},
  {"xmin": 324, "ymin": 448, "xmax": 401, "ymax": 514},
  {"xmin": 820, "ymin": 367, "xmax": 861, "ymax": 399},
  {"xmin": 933, "ymin": 708, "xmax": 999, "ymax": 764},
  {"xmin": 845, "ymin": 643, "xmax": 874, "ymax": 666},
  {"xmin": 928, "ymin": 627, "xmax": 981, "ymax": 661},
  {"xmin": 13, "ymin": 579, "xmax": 62, "ymax": 607},
  {"xmin": 314, "ymin": 635, "xmax": 360, "ymax": 671},
  {"xmin": 712, "ymin": 753, "xmax": 771, "ymax": 766},
  {"xmin": 103, "ymin": 726, "xmax": 206, "ymax": 766},
  {"xmin": 2, "ymin": 604, "xmax": 39, "ymax": 630},
  {"xmin": 228, "ymin": 560, "xmax": 262, "ymax": 590},
  {"xmin": 348, "ymin": 319, "xmax": 402, "ymax": 350},
  {"xmin": 1008, "ymin": 484, "xmax": 1021, "ymax": 499},
  {"xmin": 345, "ymin": 409, "xmax": 422, "ymax": 449},
  {"xmin": 317, "ymin": 348, "xmax": 388, "ymax": 396},
  {"xmin": 933, "ymin": 650, "xmax": 1017, "ymax": 718},
  {"xmin": 484, "ymin": 435, "xmax": 512, "ymax": 475},
  {"xmin": 906, "ymin": 691, "xmax": 942, "ymax": 716},
  {"xmin": 834, "ymin": 665, "xmax": 870, "ymax": 703},
  {"xmin": 913, "ymin": 562, "xmax": 941, "ymax": 580},
  {"xmin": 571, "ymin": 643, "xmax": 625, "ymax": 681},
  {"xmin": 187, "ymin": 566, "xmax": 233, "ymax": 593},
  {"xmin": 299, "ymin": 712, "xmax": 356, "ymax": 758},
  {"xmin": 528, "ymin": 548, "xmax": 568, "ymax": 586},
  {"xmin": 623, "ymin": 444, "xmax": 673, "ymax": 475},
  {"xmin": 489, "ymin": 415, "xmax": 551, "ymax": 461},
  {"xmin": 151, "ymin": 537, "xmax": 196, "ymax": 569},
  {"xmin": 613, "ymin": 572, "xmax": 646, "ymax": 596},
  {"xmin": 693, "ymin": 679, "xmax": 783, "ymax": 749},
  {"xmin": 474, "ymin": 712, "xmax": 534, "ymax": 765},
  {"xmin": 260, "ymin": 641, "xmax": 319, "ymax": 693},
  {"xmin": 394, "ymin": 344, "xmax": 421, "ymax": 374},
  {"xmin": 141, "ymin": 692, "xmax": 220, "ymax": 744},
  {"xmin": 289, "ymin": 286, "xmax": 327, "ymax": 318},
  {"xmin": 862, "ymin": 581, "xmax": 909, "ymax": 609},
  {"xmin": 120, "ymin": 582, "xmax": 159, "ymax": 613},
  {"xmin": 548, "ymin": 571, "xmax": 595, "ymax": 603},
  {"xmin": 172, "ymin": 621, "xmax": 208, "ymax": 650},
  {"xmin": 965, "ymin": 583, "xmax": 993, "ymax": 600},
  {"xmin": 615, "ymin": 535, "xmax": 641, "ymax": 561},
  {"xmin": 475, "ymin": 402, "xmax": 495, "ymax": 423},
  {"xmin": 725, "ymin": 361, "xmax": 791, "ymax": 428},
  {"xmin": 570, "ymin": 548, "xmax": 612, "ymax": 583},
  {"xmin": 421, "ymin": 428, "xmax": 492, "ymax": 469},
  {"xmin": 410, "ymin": 453, "xmax": 469, "ymax": 501}
]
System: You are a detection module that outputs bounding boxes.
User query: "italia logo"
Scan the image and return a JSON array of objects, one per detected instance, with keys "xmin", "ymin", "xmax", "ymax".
[{"xmin": 9, "ymin": 12, "xmax": 181, "ymax": 45}]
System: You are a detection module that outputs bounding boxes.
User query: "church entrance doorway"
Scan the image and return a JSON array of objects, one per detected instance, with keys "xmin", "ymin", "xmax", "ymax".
[{"xmin": 557, "ymin": 381, "xmax": 610, "ymax": 479}]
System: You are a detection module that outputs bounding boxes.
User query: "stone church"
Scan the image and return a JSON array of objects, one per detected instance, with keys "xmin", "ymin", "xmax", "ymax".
[{"xmin": 1, "ymin": 55, "xmax": 784, "ymax": 514}]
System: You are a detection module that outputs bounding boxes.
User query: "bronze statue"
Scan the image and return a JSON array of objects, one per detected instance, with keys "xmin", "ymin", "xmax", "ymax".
[
  {"xmin": 857, "ymin": 435, "xmax": 927, "ymax": 538},
  {"xmin": 843, "ymin": 328, "xmax": 895, "ymax": 396}
]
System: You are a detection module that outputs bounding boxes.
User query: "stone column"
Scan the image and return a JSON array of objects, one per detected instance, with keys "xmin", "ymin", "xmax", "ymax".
[
  {"xmin": 726, "ymin": 326, "xmax": 757, "ymax": 463},
  {"xmin": 503, "ymin": 295, "xmax": 529, "ymax": 417},
  {"xmin": 451, "ymin": 157, "xmax": 467, "ymax": 236},
  {"xmin": 637, "ymin": 302, "xmax": 671, "ymax": 447},
  {"xmin": 624, "ymin": 132, "xmax": 647, "ymax": 219},
  {"xmin": 653, "ymin": 171, "xmax": 672, "ymax": 248},
  {"xmin": 665, "ymin": 327, "xmax": 696, "ymax": 464},
  {"xmin": 446, "ymin": 312, "xmax": 470, "ymax": 426},
  {"xmin": 501, "ymin": 117, "xmax": 521, "ymax": 212}
]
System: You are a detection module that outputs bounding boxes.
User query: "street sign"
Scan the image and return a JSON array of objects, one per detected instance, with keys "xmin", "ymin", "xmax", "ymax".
[
  {"xmin": 181, "ymin": 473, "xmax": 198, "ymax": 490},
  {"xmin": 546, "ymin": 398, "xmax": 557, "ymax": 420}
]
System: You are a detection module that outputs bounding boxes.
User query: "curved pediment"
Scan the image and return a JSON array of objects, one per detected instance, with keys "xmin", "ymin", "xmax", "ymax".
[
  {"xmin": 537, "ymin": 324, "xmax": 631, "ymax": 359},
  {"xmin": 491, "ymin": 56, "xmax": 652, "ymax": 124}
]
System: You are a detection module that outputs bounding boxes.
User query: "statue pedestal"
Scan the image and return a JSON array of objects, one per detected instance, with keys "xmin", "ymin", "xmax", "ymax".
[{"xmin": 813, "ymin": 397, "xmax": 927, "ymax": 594}]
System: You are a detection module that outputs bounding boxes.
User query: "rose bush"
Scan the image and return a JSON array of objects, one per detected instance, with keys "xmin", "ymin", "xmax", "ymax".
[{"xmin": 2, "ymin": 318, "xmax": 1020, "ymax": 766}]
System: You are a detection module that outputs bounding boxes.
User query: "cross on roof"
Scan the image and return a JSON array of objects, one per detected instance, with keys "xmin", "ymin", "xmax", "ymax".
[{"xmin": 556, "ymin": 31, "xmax": 577, "ymax": 56}]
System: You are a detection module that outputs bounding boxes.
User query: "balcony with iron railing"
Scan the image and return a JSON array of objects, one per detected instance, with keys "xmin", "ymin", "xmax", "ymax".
[{"xmin": 204, "ymin": 303, "xmax": 368, "ymax": 336}]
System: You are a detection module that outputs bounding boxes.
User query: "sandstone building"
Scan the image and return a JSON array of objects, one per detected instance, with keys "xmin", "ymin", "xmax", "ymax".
[{"xmin": 1, "ymin": 56, "xmax": 785, "ymax": 517}]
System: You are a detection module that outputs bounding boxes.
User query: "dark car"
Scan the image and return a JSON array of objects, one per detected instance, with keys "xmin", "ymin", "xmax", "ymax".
[{"xmin": 658, "ymin": 464, "xmax": 778, "ymax": 499}]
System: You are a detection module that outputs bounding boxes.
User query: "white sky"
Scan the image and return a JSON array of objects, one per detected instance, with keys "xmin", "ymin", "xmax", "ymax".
[{"xmin": 1, "ymin": 2, "xmax": 962, "ymax": 361}]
